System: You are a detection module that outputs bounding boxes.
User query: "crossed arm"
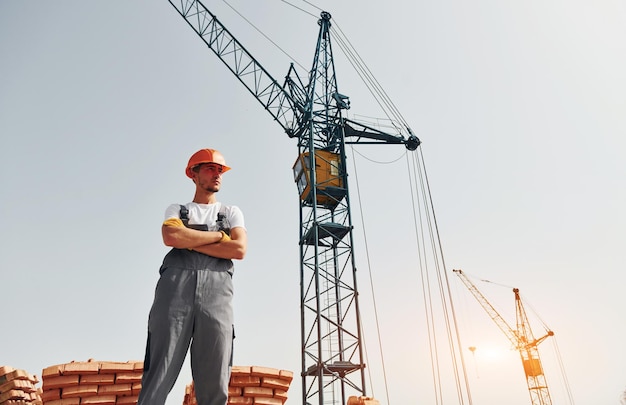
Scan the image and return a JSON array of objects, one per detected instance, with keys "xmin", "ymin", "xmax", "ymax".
[{"xmin": 162, "ymin": 224, "xmax": 247, "ymax": 260}]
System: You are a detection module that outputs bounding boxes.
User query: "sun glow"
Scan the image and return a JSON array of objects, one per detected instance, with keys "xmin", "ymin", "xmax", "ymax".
[{"xmin": 469, "ymin": 344, "xmax": 512, "ymax": 363}]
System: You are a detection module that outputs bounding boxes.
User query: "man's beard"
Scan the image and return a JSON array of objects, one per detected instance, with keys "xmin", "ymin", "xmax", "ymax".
[{"xmin": 199, "ymin": 178, "xmax": 220, "ymax": 193}]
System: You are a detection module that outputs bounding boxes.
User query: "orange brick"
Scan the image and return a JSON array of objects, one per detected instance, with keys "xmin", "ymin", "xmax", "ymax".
[
  {"xmin": 132, "ymin": 362, "xmax": 144, "ymax": 372},
  {"xmin": 227, "ymin": 386, "xmax": 242, "ymax": 396},
  {"xmin": 253, "ymin": 398, "xmax": 283, "ymax": 405},
  {"xmin": 250, "ymin": 367, "xmax": 280, "ymax": 378},
  {"xmin": 278, "ymin": 370, "xmax": 293, "ymax": 383},
  {"xmin": 131, "ymin": 382, "xmax": 142, "ymax": 395},
  {"xmin": 81, "ymin": 374, "xmax": 116, "ymax": 385},
  {"xmin": 229, "ymin": 376, "xmax": 260, "ymax": 387},
  {"xmin": 226, "ymin": 397, "xmax": 252, "ymax": 405},
  {"xmin": 42, "ymin": 365, "xmax": 64, "ymax": 378},
  {"xmin": 115, "ymin": 373, "xmax": 142, "ymax": 384},
  {"xmin": 7, "ymin": 400, "xmax": 36, "ymax": 405},
  {"xmin": 0, "ymin": 366, "xmax": 23, "ymax": 385},
  {"xmin": 273, "ymin": 389, "xmax": 288, "ymax": 402},
  {"xmin": 45, "ymin": 398, "xmax": 80, "ymax": 405},
  {"xmin": 98, "ymin": 383, "xmax": 132, "ymax": 396},
  {"xmin": 100, "ymin": 362, "xmax": 134, "ymax": 374},
  {"xmin": 230, "ymin": 366, "xmax": 251, "ymax": 377},
  {"xmin": 81, "ymin": 394, "xmax": 117, "ymax": 405},
  {"xmin": 0, "ymin": 389, "xmax": 24, "ymax": 402},
  {"xmin": 41, "ymin": 388, "xmax": 61, "ymax": 402},
  {"xmin": 61, "ymin": 384, "xmax": 98, "ymax": 398},
  {"xmin": 42, "ymin": 388, "xmax": 62, "ymax": 401},
  {"xmin": 259, "ymin": 377, "xmax": 290, "ymax": 391},
  {"xmin": 116, "ymin": 395, "xmax": 139, "ymax": 405},
  {"xmin": 43, "ymin": 375, "xmax": 79, "ymax": 390},
  {"xmin": 0, "ymin": 370, "xmax": 30, "ymax": 383},
  {"xmin": 242, "ymin": 386, "xmax": 273, "ymax": 398},
  {"xmin": 0, "ymin": 366, "xmax": 15, "ymax": 378},
  {"xmin": 63, "ymin": 361, "xmax": 100, "ymax": 375},
  {"xmin": 0, "ymin": 379, "xmax": 36, "ymax": 393}
]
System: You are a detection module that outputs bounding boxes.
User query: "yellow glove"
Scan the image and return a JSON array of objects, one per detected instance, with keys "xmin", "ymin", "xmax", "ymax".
[
  {"xmin": 219, "ymin": 230, "xmax": 231, "ymax": 242},
  {"xmin": 163, "ymin": 217, "xmax": 185, "ymax": 227}
]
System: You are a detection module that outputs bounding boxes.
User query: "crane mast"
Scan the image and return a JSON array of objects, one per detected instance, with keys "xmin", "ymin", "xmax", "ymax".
[
  {"xmin": 168, "ymin": 1, "xmax": 420, "ymax": 404},
  {"xmin": 453, "ymin": 269, "xmax": 554, "ymax": 405}
]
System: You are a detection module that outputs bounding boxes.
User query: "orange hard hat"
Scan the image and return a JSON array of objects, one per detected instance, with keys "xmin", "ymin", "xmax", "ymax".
[{"xmin": 185, "ymin": 148, "xmax": 231, "ymax": 178}]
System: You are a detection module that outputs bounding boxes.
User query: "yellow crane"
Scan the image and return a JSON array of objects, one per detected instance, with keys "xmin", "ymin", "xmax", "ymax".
[{"xmin": 453, "ymin": 269, "xmax": 554, "ymax": 405}]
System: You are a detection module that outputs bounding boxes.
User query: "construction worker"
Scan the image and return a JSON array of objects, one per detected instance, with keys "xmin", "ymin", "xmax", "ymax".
[{"xmin": 138, "ymin": 148, "xmax": 247, "ymax": 405}]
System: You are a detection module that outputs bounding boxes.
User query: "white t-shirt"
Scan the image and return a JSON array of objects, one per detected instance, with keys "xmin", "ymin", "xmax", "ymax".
[{"xmin": 164, "ymin": 202, "xmax": 245, "ymax": 232}]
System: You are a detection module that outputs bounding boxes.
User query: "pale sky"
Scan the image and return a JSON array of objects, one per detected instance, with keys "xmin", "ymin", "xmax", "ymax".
[{"xmin": 1, "ymin": 1, "xmax": 625, "ymax": 405}]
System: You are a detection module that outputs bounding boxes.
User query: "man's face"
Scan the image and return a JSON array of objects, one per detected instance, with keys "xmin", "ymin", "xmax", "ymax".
[{"xmin": 193, "ymin": 163, "xmax": 225, "ymax": 192}]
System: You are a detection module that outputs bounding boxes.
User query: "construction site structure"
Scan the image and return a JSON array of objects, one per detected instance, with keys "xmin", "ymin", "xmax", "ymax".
[
  {"xmin": 453, "ymin": 269, "xmax": 554, "ymax": 405},
  {"xmin": 168, "ymin": 1, "xmax": 420, "ymax": 404}
]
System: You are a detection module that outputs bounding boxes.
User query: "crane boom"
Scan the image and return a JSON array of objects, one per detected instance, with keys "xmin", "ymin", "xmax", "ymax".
[
  {"xmin": 168, "ymin": 0, "xmax": 306, "ymax": 138},
  {"xmin": 453, "ymin": 269, "xmax": 554, "ymax": 405},
  {"xmin": 453, "ymin": 269, "xmax": 519, "ymax": 347}
]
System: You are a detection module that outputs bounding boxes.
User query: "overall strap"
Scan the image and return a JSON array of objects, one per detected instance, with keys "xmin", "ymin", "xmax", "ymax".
[
  {"xmin": 179, "ymin": 204, "xmax": 189, "ymax": 226},
  {"xmin": 216, "ymin": 203, "xmax": 230, "ymax": 234}
]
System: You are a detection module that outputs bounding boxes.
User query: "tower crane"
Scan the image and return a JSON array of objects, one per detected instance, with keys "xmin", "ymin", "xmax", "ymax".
[
  {"xmin": 453, "ymin": 269, "xmax": 554, "ymax": 405},
  {"xmin": 168, "ymin": 1, "xmax": 420, "ymax": 404}
]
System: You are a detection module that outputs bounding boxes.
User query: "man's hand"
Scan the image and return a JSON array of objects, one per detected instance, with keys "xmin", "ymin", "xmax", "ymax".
[
  {"xmin": 219, "ymin": 230, "xmax": 231, "ymax": 242},
  {"xmin": 191, "ymin": 227, "xmax": 246, "ymax": 260}
]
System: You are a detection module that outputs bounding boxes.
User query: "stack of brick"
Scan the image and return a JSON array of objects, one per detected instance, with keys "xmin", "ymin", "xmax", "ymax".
[
  {"xmin": 183, "ymin": 366, "xmax": 293, "ymax": 405},
  {"xmin": 0, "ymin": 366, "xmax": 42, "ymax": 405},
  {"xmin": 40, "ymin": 360, "xmax": 143, "ymax": 405}
]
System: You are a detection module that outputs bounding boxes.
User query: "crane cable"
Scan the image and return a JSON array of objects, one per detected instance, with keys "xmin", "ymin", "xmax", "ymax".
[
  {"xmin": 409, "ymin": 148, "xmax": 473, "ymax": 405},
  {"xmin": 321, "ymin": 15, "xmax": 474, "ymax": 401},
  {"xmin": 349, "ymin": 148, "xmax": 391, "ymax": 404},
  {"xmin": 551, "ymin": 337, "xmax": 576, "ymax": 405},
  {"xmin": 325, "ymin": 3, "xmax": 474, "ymax": 403},
  {"xmin": 219, "ymin": 0, "xmax": 310, "ymax": 72},
  {"xmin": 329, "ymin": 23, "xmax": 409, "ymax": 134},
  {"xmin": 349, "ymin": 144, "xmax": 473, "ymax": 405},
  {"xmin": 281, "ymin": 0, "xmax": 321, "ymax": 16}
]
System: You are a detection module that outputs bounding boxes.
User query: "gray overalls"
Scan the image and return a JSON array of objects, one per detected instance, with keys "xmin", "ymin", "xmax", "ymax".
[{"xmin": 139, "ymin": 207, "xmax": 234, "ymax": 405}]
